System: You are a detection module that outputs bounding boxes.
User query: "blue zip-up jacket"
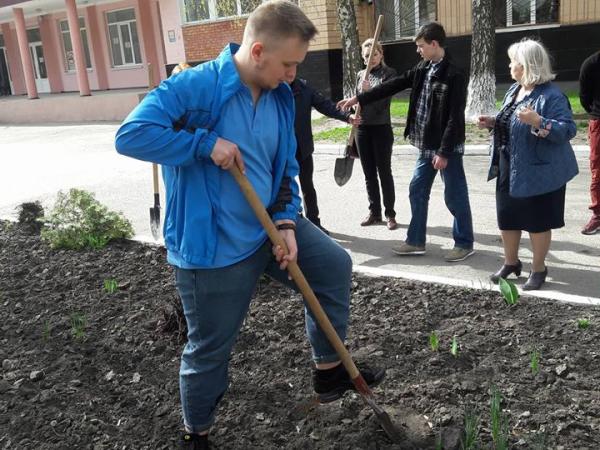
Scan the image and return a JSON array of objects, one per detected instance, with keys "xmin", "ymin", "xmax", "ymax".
[
  {"xmin": 115, "ymin": 44, "xmax": 300, "ymax": 267},
  {"xmin": 488, "ymin": 82, "xmax": 578, "ymax": 198}
]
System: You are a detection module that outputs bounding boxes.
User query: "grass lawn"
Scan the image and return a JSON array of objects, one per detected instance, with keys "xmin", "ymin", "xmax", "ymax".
[{"xmin": 313, "ymin": 92, "xmax": 588, "ymax": 143}]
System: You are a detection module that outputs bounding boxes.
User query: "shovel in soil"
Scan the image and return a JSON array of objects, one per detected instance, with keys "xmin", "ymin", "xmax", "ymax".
[
  {"xmin": 229, "ymin": 163, "xmax": 405, "ymax": 444},
  {"xmin": 146, "ymin": 63, "xmax": 161, "ymax": 240},
  {"xmin": 150, "ymin": 163, "xmax": 161, "ymax": 240}
]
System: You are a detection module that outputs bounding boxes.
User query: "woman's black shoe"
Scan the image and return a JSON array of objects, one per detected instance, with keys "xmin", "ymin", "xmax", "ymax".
[
  {"xmin": 490, "ymin": 260, "xmax": 522, "ymax": 283},
  {"xmin": 523, "ymin": 267, "xmax": 548, "ymax": 291}
]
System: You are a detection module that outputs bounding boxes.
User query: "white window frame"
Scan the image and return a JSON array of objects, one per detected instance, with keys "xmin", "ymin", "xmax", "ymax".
[
  {"xmin": 502, "ymin": 0, "xmax": 557, "ymax": 27},
  {"xmin": 106, "ymin": 8, "xmax": 142, "ymax": 67},
  {"xmin": 181, "ymin": 0, "xmax": 265, "ymax": 25},
  {"xmin": 59, "ymin": 17, "xmax": 92, "ymax": 72},
  {"xmin": 379, "ymin": 0, "xmax": 437, "ymax": 42}
]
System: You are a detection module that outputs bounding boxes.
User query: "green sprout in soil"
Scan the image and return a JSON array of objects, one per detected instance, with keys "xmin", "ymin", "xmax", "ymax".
[
  {"xmin": 451, "ymin": 335, "xmax": 459, "ymax": 358},
  {"xmin": 461, "ymin": 409, "xmax": 481, "ymax": 450},
  {"xmin": 42, "ymin": 320, "xmax": 51, "ymax": 342},
  {"xmin": 499, "ymin": 278, "xmax": 519, "ymax": 306},
  {"xmin": 104, "ymin": 278, "xmax": 118, "ymax": 294},
  {"xmin": 429, "ymin": 331, "xmax": 440, "ymax": 352},
  {"xmin": 70, "ymin": 312, "xmax": 86, "ymax": 341},
  {"xmin": 435, "ymin": 433, "xmax": 443, "ymax": 450},
  {"xmin": 577, "ymin": 318, "xmax": 591, "ymax": 330},
  {"xmin": 490, "ymin": 385, "xmax": 510, "ymax": 450},
  {"xmin": 530, "ymin": 348, "xmax": 541, "ymax": 375}
]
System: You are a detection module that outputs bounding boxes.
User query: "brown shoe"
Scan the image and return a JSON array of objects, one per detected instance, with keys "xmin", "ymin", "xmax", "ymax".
[
  {"xmin": 386, "ymin": 217, "xmax": 398, "ymax": 230},
  {"xmin": 581, "ymin": 215, "xmax": 600, "ymax": 235},
  {"xmin": 360, "ymin": 214, "xmax": 382, "ymax": 226}
]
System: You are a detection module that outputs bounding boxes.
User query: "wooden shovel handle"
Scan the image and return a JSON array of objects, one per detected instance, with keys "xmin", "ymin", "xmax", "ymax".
[
  {"xmin": 346, "ymin": 15, "xmax": 384, "ymax": 147},
  {"xmin": 229, "ymin": 164, "xmax": 361, "ymax": 380},
  {"xmin": 152, "ymin": 163, "xmax": 159, "ymax": 195}
]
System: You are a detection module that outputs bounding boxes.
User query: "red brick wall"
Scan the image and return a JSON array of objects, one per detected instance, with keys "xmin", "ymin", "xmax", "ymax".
[{"xmin": 183, "ymin": 18, "xmax": 247, "ymax": 62}]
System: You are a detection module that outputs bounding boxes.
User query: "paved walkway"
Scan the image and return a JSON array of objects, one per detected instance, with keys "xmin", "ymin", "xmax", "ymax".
[{"xmin": 1, "ymin": 124, "xmax": 598, "ymax": 305}]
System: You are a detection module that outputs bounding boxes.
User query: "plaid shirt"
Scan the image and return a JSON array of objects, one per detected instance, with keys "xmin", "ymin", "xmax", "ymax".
[{"xmin": 409, "ymin": 60, "xmax": 465, "ymax": 159}]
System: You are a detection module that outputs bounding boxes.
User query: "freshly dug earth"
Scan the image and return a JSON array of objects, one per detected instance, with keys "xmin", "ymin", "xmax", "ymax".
[{"xmin": 1, "ymin": 221, "xmax": 599, "ymax": 449}]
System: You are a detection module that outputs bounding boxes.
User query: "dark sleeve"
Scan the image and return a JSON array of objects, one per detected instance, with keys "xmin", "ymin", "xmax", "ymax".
[
  {"xmin": 357, "ymin": 67, "xmax": 415, "ymax": 106},
  {"xmin": 579, "ymin": 57, "xmax": 593, "ymax": 114},
  {"xmin": 310, "ymin": 85, "xmax": 350, "ymax": 122},
  {"xmin": 439, "ymin": 70, "xmax": 468, "ymax": 156}
]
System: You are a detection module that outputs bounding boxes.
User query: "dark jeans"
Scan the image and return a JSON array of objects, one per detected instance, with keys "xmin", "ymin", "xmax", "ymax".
[
  {"xmin": 406, "ymin": 155, "xmax": 474, "ymax": 249},
  {"xmin": 297, "ymin": 153, "xmax": 320, "ymax": 224},
  {"xmin": 356, "ymin": 124, "xmax": 396, "ymax": 219}
]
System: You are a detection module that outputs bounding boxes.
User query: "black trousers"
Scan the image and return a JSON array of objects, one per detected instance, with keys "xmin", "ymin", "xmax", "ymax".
[
  {"xmin": 297, "ymin": 153, "xmax": 321, "ymax": 224},
  {"xmin": 356, "ymin": 124, "xmax": 396, "ymax": 218}
]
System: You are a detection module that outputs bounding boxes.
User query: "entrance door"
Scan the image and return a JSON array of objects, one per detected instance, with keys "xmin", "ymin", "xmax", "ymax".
[
  {"xmin": 0, "ymin": 47, "xmax": 11, "ymax": 95},
  {"xmin": 29, "ymin": 41, "xmax": 50, "ymax": 93}
]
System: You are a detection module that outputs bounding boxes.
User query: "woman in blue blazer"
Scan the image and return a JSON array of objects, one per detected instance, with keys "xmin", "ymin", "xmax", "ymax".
[{"xmin": 478, "ymin": 39, "xmax": 578, "ymax": 290}]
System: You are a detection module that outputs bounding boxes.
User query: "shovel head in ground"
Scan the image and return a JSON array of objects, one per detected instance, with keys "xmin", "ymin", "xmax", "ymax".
[
  {"xmin": 149, "ymin": 193, "xmax": 161, "ymax": 240},
  {"xmin": 334, "ymin": 140, "xmax": 359, "ymax": 187}
]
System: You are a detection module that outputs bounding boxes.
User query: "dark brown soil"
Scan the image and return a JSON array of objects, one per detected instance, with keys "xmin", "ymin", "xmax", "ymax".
[{"xmin": 1, "ymin": 221, "xmax": 599, "ymax": 449}]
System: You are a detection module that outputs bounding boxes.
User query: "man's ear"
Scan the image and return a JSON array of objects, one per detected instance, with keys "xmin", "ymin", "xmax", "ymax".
[{"xmin": 250, "ymin": 42, "xmax": 265, "ymax": 63}]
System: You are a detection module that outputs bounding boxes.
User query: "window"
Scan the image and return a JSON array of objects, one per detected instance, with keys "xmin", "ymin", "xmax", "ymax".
[
  {"xmin": 59, "ymin": 18, "xmax": 92, "ymax": 71},
  {"xmin": 182, "ymin": 0, "xmax": 264, "ymax": 23},
  {"xmin": 0, "ymin": 34, "xmax": 4, "ymax": 47},
  {"xmin": 495, "ymin": 0, "xmax": 559, "ymax": 27},
  {"xmin": 26, "ymin": 28, "xmax": 41, "ymax": 42},
  {"xmin": 106, "ymin": 8, "xmax": 141, "ymax": 66},
  {"xmin": 376, "ymin": 0, "xmax": 436, "ymax": 42}
]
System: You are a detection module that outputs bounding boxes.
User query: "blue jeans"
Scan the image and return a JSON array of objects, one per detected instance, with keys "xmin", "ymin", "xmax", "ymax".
[
  {"xmin": 406, "ymin": 155, "xmax": 474, "ymax": 249},
  {"xmin": 174, "ymin": 216, "xmax": 352, "ymax": 433}
]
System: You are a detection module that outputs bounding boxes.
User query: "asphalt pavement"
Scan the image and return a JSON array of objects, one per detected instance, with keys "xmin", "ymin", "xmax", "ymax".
[{"xmin": 1, "ymin": 124, "xmax": 598, "ymax": 305}]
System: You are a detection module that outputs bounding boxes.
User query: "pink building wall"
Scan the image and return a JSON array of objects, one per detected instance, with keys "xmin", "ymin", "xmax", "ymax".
[
  {"xmin": 0, "ymin": 0, "xmax": 170, "ymax": 95},
  {"xmin": 158, "ymin": 0, "xmax": 186, "ymax": 65}
]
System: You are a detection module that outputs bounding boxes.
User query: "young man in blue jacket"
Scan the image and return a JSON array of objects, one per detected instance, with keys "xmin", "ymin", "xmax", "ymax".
[
  {"xmin": 338, "ymin": 22, "xmax": 475, "ymax": 263},
  {"xmin": 115, "ymin": 2, "xmax": 383, "ymax": 448}
]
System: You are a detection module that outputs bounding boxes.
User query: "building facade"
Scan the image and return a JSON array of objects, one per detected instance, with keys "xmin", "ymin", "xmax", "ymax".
[
  {"xmin": 1, "ymin": 0, "xmax": 598, "ymax": 100},
  {"xmin": 0, "ymin": 0, "xmax": 187, "ymax": 98}
]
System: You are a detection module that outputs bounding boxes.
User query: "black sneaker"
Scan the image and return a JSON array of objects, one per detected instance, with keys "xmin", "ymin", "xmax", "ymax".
[
  {"xmin": 313, "ymin": 363, "xmax": 386, "ymax": 403},
  {"xmin": 180, "ymin": 433, "xmax": 209, "ymax": 450}
]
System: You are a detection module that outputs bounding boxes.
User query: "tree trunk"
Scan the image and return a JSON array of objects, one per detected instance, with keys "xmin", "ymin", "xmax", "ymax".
[
  {"xmin": 465, "ymin": 0, "xmax": 496, "ymax": 121},
  {"xmin": 336, "ymin": 0, "xmax": 362, "ymax": 98}
]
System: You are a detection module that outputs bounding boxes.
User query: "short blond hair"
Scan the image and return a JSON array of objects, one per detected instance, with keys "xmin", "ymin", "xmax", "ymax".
[
  {"xmin": 244, "ymin": 0, "xmax": 317, "ymax": 46},
  {"xmin": 508, "ymin": 38, "xmax": 556, "ymax": 86},
  {"xmin": 361, "ymin": 38, "xmax": 384, "ymax": 63}
]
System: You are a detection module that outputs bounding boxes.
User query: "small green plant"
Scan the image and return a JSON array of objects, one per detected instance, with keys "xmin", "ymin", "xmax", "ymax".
[
  {"xmin": 490, "ymin": 385, "xmax": 510, "ymax": 450},
  {"xmin": 42, "ymin": 320, "xmax": 51, "ymax": 342},
  {"xmin": 461, "ymin": 409, "xmax": 481, "ymax": 450},
  {"xmin": 41, "ymin": 189, "xmax": 133, "ymax": 250},
  {"xmin": 434, "ymin": 432, "xmax": 443, "ymax": 450},
  {"xmin": 104, "ymin": 278, "xmax": 119, "ymax": 294},
  {"xmin": 429, "ymin": 331, "xmax": 440, "ymax": 352},
  {"xmin": 499, "ymin": 278, "xmax": 519, "ymax": 305},
  {"xmin": 530, "ymin": 348, "xmax": 541, "ymax": 375},
  {"xmin": 577, "ymin": 318, "xmax": 591, "ymax": 330},
  {"xmin": 70, "ymin": 312, "xmax": 86, "ymax": 341},
  {"xmin": 450, "ymin": 335, "xmax": 459, "ymax": 358}
]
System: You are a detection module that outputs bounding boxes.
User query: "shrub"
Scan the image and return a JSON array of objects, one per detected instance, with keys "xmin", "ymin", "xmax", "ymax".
[
  {"xmin": 41, "ymin": 189, "xmax": 133, "ymax": 250},
  {"xmin": 16, "ymin": 201, "xmax": 44, "ymax": 234}
]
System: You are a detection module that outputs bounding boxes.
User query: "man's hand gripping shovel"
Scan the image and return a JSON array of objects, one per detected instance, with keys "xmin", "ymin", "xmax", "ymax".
[{"xmin": 229, "ymin": 163, "xmax": 407, "ymax": 444}]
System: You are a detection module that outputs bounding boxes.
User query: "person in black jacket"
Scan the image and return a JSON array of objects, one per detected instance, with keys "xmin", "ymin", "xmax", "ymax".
[
  {"xmin": 338, "ymin": 22, "xmax": 474, "ymax": 262},
  {"xmin": 287, "ymin": 77, "xmax": 358, "ymax": 234},
  {"xmin": 356, "ymin": 38, "xmax": 398, "ymax": 231},
  {"xmin": 579, "ymin": 50, "xmax": 600, "ymax": 235}
]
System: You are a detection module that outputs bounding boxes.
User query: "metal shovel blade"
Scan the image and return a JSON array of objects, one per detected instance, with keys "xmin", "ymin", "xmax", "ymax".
[
  {"xmin": 334, "ymin": 156, "xmax": 354, "ymax": 187},
  {"xmin": 149, "ymin": 194, "xmax": 161, "ymax": 240}
]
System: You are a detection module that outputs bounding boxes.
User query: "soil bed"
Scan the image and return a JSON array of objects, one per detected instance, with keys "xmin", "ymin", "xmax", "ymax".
[{"xmin": 1, "ymin": 221, "xmax": 599, "ymax": 449}]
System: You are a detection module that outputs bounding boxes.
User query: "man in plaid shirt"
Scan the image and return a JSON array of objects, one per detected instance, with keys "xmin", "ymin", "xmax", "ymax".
[{"xmin": 338, "ymin": 22, "xmax": 474, "ymax": 262}]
